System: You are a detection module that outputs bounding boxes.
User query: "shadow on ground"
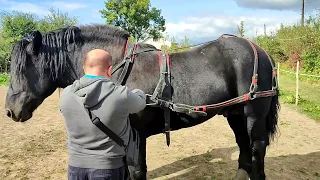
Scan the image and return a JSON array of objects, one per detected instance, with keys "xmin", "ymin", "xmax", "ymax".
[{"xmin": 147, "ymin": 146, "xmax": 320, "ymax": 180}]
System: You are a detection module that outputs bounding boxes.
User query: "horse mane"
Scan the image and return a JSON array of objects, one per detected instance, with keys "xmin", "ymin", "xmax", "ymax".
[{"xmin": 11, "ymin": 24, "xmax": 131, "ymax": 81}]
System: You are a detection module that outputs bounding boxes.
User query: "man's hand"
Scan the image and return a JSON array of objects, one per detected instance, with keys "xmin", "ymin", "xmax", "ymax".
[
  {"xmin": 127, "ymin": 88, "xmax": 147, "ymax": 114},
  {"xmin": 132, "ymin": 89, "xmax": 146, "ymax": 100}
]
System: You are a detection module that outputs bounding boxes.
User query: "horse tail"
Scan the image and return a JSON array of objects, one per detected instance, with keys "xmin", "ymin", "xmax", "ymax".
[
  {"xmin": 256, "ymin": 45, "xmax": 280, "ymax": 145},
  {"xmin": 266, "ymin": 87, "xmax": 280, "ymax": 144}
]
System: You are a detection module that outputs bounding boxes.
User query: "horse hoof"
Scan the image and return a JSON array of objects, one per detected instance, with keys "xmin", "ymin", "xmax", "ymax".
[{"xmin": 234, "ymin": 169, "xmax": 250, "ymax": 180}]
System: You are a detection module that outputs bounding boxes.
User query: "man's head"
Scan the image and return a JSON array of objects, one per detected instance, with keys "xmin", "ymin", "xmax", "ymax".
[{"xmin": 83, "ymin": 49, "xmax": 113, "ymax": 78}]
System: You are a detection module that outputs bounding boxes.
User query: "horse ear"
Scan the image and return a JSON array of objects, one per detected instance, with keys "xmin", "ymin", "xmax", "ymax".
[{"xmin": 26, "ymin": 30, "xmax": 42, "ymax": 55}]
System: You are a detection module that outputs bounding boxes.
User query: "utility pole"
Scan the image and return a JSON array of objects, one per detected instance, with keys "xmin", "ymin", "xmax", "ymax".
[
  {"xmin": 264, "ymin": 24, "xmax": 266, "ymax": 36},
  {"xmin": 301, "ymin": 0, "xmax": 305, "ymax": 26}
]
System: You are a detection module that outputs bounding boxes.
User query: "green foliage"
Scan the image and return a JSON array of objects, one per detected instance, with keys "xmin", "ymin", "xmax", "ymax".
[
  {"xmin": 37, "ymin": 8, "xmax": 78, "ymax": 33},
  {"xmin": 0, "ymin": 8, "xmax": 79, "ymax": 73},
  {"xmin": 0, "ymin": 35, "xmax": 14, "ymax": 72},
  {"xmin": 100, "ymin": 0, "xmax": 166, "ymax": 41},
  {"xmin": 237, "ymin": 21, "xmax": 245, "ymax": 37},
  {"xmin": 252, "ymin": 10, "xmax": 320, "ymax": 74},
  {"xmin": 0, "ymin": 73, "xmax": 9, "ymax": 86},
  {"xmin": 160, "ymin": 36, "xmax": 191, "ymax": 53},
  {"xmin": 0, "ymin": 11, "xmax": 37, "ymax": 72},
  {"xmin": 301, "ymin": 49, "xmax": 320, "ymax": 74},
  {"xmin": 0, "ymin": 11, "xmax": 38, "ymax": 40},
  {"xmin": 254, "ymin": 35, "xmax": 288, "ymax": 62}
]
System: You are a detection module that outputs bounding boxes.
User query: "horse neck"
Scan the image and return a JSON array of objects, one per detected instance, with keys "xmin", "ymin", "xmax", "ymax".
[{"xmin": 54, "ymin": 38, "xmax": 128, "ymax": 88}]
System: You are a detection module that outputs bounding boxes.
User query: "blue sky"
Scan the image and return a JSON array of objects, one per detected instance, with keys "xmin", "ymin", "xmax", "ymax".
[{"xmin": 0, "ymin": 0, "xmax": 319, "ymax": 44}]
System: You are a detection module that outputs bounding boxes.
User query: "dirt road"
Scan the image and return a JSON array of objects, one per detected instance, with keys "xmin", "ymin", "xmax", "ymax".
[{"xmin": 0, "ymin": 87, "xmax": 319, "ymax": 180}]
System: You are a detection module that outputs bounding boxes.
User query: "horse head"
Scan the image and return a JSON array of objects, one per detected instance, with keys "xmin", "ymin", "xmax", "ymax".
[
  {"xmin": 5, "ymin": 25, "xmax": 132, "ymax": 122},
  {"xmin": 4, "ymin": 30, "xmax": 58, "ymax": 122}
]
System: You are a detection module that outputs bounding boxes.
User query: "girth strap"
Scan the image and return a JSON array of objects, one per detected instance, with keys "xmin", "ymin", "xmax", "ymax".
[
  {"xmin": 148, "ymin": 50, "xmax": 172, "ymax": 146},
  {"xmin": 161, "ymin": 51, "xmax": 172, "ymax": 146}
]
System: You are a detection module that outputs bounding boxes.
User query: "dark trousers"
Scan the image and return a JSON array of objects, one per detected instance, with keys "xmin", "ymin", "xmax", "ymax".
[{"xmin": 68, "ymin": 165, "xmax": 130, "ymax": 180}]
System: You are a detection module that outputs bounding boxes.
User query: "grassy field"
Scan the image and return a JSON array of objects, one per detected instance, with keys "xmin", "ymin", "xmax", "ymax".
[
  {"xmin": 1, "ymin": 71, "xmax": 319, "ymax": 122},
  {"xmin": 278, "ymin": 70, "xmax": 320, "ymax": 122}
]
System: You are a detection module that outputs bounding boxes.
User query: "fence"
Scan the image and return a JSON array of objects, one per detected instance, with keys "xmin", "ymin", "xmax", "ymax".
[{"xmin": 277, "ymin": 62, "xmax": 320, "ymax": 106}]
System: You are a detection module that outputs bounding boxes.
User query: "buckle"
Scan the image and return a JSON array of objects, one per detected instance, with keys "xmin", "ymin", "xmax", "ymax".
[{"xmin": 162, "ymin": 128, "xmax": 171, "ymax": 134}]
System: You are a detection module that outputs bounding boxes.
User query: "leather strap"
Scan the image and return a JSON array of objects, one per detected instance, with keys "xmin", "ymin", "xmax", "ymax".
[
  {"xmin": 85, "ymin": 107, "xmax": 126, "ymax": 148},
  {"xmin": 115, "ymin": 43, "xmax": 137, "ymax": 86}
]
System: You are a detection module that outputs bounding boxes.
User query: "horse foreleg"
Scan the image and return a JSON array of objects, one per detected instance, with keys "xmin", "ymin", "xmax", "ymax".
[
  {"xmin": 227, "ymin": 114, "xmax": 251, "ymax": 180},
  {"xmin": 128, "ymin": 135, "xmax": 147, "ymax": 180},
  {"xmin": 244, "ymin": 99, "xmax": 270, "ymax": 180}
]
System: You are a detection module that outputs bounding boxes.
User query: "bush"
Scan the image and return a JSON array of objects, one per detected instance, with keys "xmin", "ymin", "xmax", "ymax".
[
  {"xmin": 0, "ymin": 8, "xmax": 79, "ymax": 74},
  {"xmin": 252, "ymin": 10, "xmax": 320, "ymax": 74},
  {"xmin": 0, "ymin": 73, "xmax": 9, "ymax": 86}
]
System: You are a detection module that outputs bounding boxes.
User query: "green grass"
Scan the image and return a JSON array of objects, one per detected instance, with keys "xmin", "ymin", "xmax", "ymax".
[
  {"xmin": 278, "ymin": 71, "xmax": 320, "ymax": 122},
  {"xmin": 0, "ymin": 73, "xmax": 9, "ymax": 86}
]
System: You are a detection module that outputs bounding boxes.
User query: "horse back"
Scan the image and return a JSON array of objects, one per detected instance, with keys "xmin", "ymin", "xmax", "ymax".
[{"xmin": 169, "ymin": 37, "xmax": 275, "ymax": 108}]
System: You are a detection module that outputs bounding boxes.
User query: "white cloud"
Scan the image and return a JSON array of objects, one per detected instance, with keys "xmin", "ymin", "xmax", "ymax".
[
  {"xmin": 235, "ymin": 0, "xmax": 320, "ymax": 12},
  {"xmin": 5, "ymin": 2, "xmax": 50, "ymax": 15},
  {"xmin": 164, "ymin": 14, "xmax": 301, "ymax": 44},
  {"xmin": 0, "ymin": 1, "xmax": 87, "ymax": 16},
  {"xmin": 41, "ymin": 1, "xmax": 87, "ymax": 11}
]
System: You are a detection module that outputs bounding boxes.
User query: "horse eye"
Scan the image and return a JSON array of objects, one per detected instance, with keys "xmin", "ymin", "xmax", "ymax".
[{"xmin": 9, "ymin": 83, "xmax": 20, "ymax": 96}]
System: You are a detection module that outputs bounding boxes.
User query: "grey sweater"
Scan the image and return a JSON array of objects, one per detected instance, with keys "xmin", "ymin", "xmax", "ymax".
[{"xmin": 59, "ymin": 75, "xmax": 146, "ymax": 169}]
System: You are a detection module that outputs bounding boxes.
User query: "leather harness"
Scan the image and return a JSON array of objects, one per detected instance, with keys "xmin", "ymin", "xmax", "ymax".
[{"xmin": 111, "ymin": 34, "xmax": 278, "ymax": 146}]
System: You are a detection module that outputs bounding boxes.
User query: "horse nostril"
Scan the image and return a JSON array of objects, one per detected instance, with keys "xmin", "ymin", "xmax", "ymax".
[{"xmin": 6, "ymin": 109, "xmax": 13, "ymax": 118}]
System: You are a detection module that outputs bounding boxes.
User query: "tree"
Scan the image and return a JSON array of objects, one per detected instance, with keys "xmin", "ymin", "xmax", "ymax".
[
  {"xmin": 0, "ymin": 8, "xmax": 79, "ymax": 72},
  {"xmin": 0, "ymin": 11, "xmax": 38, "ymax": 40},
  {"xmin": 237, "ymin": 21, "xmax": 245, "ymax": 37},
  {"xmin": 160, "ymin": 36, "xmax": 191, "ymax": 53},
  {"xmin": 99, "ymin": 0, "xmax": 166, "ymax": 41},
  {"xmin": 37, "ymin": 8, "xmax": 78, "ymax": 33},
  {"xmin": 0, "ymin": 11, "xmax": 38, "ymax": 72}
]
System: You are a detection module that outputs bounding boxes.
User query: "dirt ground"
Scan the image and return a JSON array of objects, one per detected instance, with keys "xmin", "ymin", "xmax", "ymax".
[{"xmin": 0, "ymin": 86, "xmax": 319, "ymax": 180}]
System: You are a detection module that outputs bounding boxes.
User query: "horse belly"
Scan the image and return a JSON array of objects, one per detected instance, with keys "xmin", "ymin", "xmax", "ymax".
[{"xmin": 172, "ymin": 71, "xmax": 231, "ymax": 107}]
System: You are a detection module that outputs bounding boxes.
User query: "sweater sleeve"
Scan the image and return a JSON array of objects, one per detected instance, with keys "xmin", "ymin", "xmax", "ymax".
[{"xmin": 126, "ymin": 88, "xmax": 147, "ymax": 114}]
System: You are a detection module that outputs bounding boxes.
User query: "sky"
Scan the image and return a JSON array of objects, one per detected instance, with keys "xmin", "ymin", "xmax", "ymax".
[{"xmin": 0, "ymin": 0, "xmax": 319, "ymax": 44}]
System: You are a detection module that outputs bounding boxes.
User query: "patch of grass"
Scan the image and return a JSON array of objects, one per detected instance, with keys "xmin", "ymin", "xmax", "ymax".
[
  {"xmin": 204, "ymin": 151, "xmax": 213, "ymax": 161},
  {"xmin": 0, "ymin": 73, "xmax": 9, "ymax": 86},
  {"xmin": 278, "ymin": 72, "xmax": 320, "ymax": 122}
]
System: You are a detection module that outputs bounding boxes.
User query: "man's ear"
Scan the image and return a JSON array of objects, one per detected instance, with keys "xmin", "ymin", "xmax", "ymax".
[
  {"xmin": 107, "ymin": 65, "xmax": 113, "ymax": 77},
  {"xmin": 26, "ymin": 30, "xmax": 42, "ymax": 56}
]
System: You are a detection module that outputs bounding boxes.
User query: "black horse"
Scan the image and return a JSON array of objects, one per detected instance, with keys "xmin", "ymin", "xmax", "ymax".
[{"xmin": 5, "ymin": 24, "xmax": 280, "ymax": 180}]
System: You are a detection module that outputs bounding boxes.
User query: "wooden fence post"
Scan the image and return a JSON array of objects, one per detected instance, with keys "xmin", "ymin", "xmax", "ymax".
[
  {"xmin": 277, "ymin": 62, "xmax": 280, "ymax": 87},
  {"xmin": 295, "ymin": 60, "xmax": 300, "ymax": 106}
]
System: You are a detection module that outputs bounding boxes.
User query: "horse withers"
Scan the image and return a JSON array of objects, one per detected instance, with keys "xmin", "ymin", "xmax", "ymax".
[{"xmin": 5, "ymin": 24, "xmax": 280, "ymax": 180}]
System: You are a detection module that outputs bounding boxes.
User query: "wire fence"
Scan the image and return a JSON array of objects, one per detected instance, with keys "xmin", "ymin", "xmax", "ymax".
[
  {"xmin": 279, "ymin": 69, "xmax": 320, "ymax": 78},
  {"xmin": 277, "ymin": 62, "xmax": 320, "ymax": 106}
]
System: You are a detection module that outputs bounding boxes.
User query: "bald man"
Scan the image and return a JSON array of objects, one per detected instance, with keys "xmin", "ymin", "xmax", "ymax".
[{"xmin": 59, "ymin": 49, "xmax": 146, "ymax": 180}]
